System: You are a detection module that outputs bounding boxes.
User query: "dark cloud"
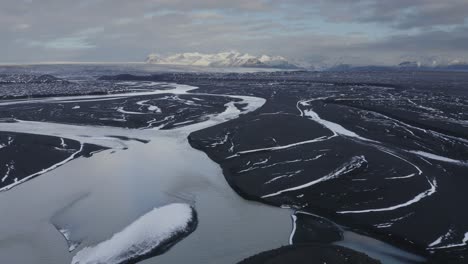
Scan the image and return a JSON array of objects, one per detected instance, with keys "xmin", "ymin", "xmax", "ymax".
[
  {"xmin": 1, "ymin": 0, "xmax": 467, "ymax": 65},
  {"xmin": 367, "ymin": 26, "xmax": 468, "ymax": 52},
  {"xmin": 308, "ymin": 0, "xmax": 468, "ymax": 29}
]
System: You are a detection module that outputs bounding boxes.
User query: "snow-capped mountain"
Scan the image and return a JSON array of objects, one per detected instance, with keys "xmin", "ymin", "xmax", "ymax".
[{"xmin": 146, "ymin": 51, "xmax": 300, "ymax": 69}]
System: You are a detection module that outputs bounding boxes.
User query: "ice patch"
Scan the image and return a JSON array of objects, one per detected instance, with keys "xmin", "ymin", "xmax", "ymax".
[
  {"xmin": 408, "ymin": 150, "xmax": 468, "ymax": 166},
  {"xmin": 385, "ymin": 173, "xmax": 416, "ymax": 180},
  {"xmin": 428, "ymin": 231, "xmax": 468, "ymax": 250},
  {"xmin": 172, "ymin": 120, "xmax": 195, "ymax": 127},
  {"xmin": 1, "ymin": 161, "xmax": 15, "ymax": 183},
  {"xmin": 116, "ymin": 107, "xmax": 146, "ymax": 115},
  {"xmin": 227, "ymin": 135, "xmax": 333, "ymax": 159},
  {"xmin": 136, "ymin": 100, "xmax": 162, "ymax": 113},
  {"xmin": 289, "ymin": 214, "xmax": 297, "ymax": 245},
  {"xmin": 60, "ymin": 138, "xmax": 68, "ymax": 148},
  {"xmin": 265, "ymin": 170, "xmax": 303, "ymax": 185},
  {"xmin": 379, "ymin": 148, "xmax": 422, "ymax": 174},
  {"xmin": 428, "ymin": 229, "xmax": 455, "ymax": 248},
  {"xmin": 253, "ymin": 157, "xmax": 270, "ymax": 166},
  {"xmin": 209, "ymin": 133, "xmax": 230, "ymax": 148},
  {"xmin": 338, "ymin": 177, "xmax": 437, "ymax": 214},
  {"xmin": 99, "ymin": 116, "xmax": 127, "ymax": 122},
  {"xmin": 71, "ymin": 203, "xmax": 196, "ymax": 264},
  {"xmin": 302, "ymin": 108, "xmax": 377, "ymax": 143},
  {"xmin": 237, "ymin": 158, "xmax": 304, "ymax": 173},
  {"xmin": 373, "ymin": 213, "xmax": 414, "ymax": 229},
  {"xmin": 365, "ymin": 110, "xmax": 468, "ymax": 145},
  {"xmin": 262, "ymin": 156, "xmax": 367, "ymax": 198}
]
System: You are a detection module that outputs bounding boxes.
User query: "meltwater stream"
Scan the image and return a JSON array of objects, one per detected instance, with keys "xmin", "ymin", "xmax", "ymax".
[
  {"xmin": 0, "ymin": 81, "xmax": 426, "ymax": 264},
  {"xmin": 0, "ymin": 132, "xmax": 292, "ymax": 264},
  {"xmin": 0, "ymin": 83, "xmax": 291, "ymax": 264}
]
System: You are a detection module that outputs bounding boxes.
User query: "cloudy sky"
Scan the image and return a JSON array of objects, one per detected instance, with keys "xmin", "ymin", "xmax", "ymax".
[{"xmin": 2, "ymin": 0, "xmax": 468, "ymax": 65}]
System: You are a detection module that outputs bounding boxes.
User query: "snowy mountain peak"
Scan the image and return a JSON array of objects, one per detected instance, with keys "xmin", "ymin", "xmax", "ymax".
[{"xmin": 146, "ymin": 51, "xmax": 299, "ymax": 69}]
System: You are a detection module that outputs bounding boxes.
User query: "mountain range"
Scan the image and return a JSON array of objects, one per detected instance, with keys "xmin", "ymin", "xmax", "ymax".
[
  {"xmin": 146, "ymin": 51, "xmax": 299, "ymax": 69},
  {"xmin": 145, "ymin": 51, "xmax": 468, "ymax": 71}
]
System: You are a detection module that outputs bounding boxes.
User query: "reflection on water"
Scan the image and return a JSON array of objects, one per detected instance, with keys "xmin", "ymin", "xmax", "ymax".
[{"xmin": 336, "ymin": 230, "xmax": 426, "ymax": 264}]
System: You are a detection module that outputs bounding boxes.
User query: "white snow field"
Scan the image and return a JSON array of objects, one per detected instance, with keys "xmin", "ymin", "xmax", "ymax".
[{"xmin": 71, "ymin": 203, "xmax": 195, "ymax": 264}]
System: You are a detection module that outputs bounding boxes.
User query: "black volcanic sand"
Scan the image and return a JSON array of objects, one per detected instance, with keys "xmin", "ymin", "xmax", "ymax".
[
  {"xmin": 88, "ymin": 72, "xmax": 468, "ymax": 263},
  {"xmin": 0, "ymin": 94, "xmax": 237, "ymax": 130},
  {"xmin": 0, "ymin": 131, "xmax": 106, "ymax": 190},
  {"xmin": 238, "ymin": 244, "xmax": 381, "ymax": 264},
  {"xmin": 166, "ymin": 74, "xmax": 465, "ymax": 262}
]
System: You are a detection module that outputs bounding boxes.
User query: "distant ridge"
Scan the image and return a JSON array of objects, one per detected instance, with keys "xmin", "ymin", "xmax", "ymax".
[
  {"xmin": 324, "ymin": 55, "xmax": 468, "ymax": 72},
  {"xmin": 325, "ymin": 62, "xmax": 468, "ymax": 72}
]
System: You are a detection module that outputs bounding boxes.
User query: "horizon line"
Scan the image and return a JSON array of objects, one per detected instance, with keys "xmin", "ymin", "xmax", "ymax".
[{"xmin": 0, "ymin": 61, "xmax": 145, "ymax": 66}]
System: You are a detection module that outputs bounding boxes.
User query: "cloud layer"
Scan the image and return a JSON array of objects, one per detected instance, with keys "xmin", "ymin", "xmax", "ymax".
[{"xmin": 2, "ymin": 0, "xmax": 468, "ymax": 65}]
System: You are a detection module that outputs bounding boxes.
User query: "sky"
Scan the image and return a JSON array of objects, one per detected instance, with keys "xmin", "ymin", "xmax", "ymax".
[{"xmin": 1, "ymin": 0, "xmax": 468, "ymax": 65}]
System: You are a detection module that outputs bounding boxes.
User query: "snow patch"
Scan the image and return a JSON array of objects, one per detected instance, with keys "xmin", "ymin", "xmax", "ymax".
[
  {"xmin": 1, "ymin": 161, "xmax": 15, "ymax": 183},
  {"xmin": 116, "ymin": 107, "xmax": 146, "ymax": 115},
  {"xmin": 227, "ymin": 135, "xmax": 333, "ymax": 159},
  {"xmin": 338, "ymin": 177, "xmax": 437, "ymax": 214},
  {"xmin": 136, "ymin": 100, "xmax": 162, "ymax": 113},
  {"xmin": 408, "ymin": 150, "xmax": 468, "ymax": 166},
  {"xmin": 303, "ymin": 108, "xmax": 377, "ymax": 143},
  {"xmin": 60, "ymin": 138, "xmax": 68, "ymax": 148},
  {"xmin": 262, "ymin": 156, "xmax": 367, "ymax": 198},
  {"xmin": 428, "ymin": 231, "xmax": 468, "ymax": 250},
  {"xmin": 72, "ymin": 203, "xmax": 195, "ymax": 264},
  {"xmin": 289, "ymin": 214, "xmax": 297, "ymax": 245}
]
